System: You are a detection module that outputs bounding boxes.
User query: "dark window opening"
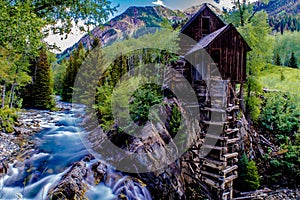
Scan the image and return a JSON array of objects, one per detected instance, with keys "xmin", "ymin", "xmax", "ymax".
[
  {"xmin": 202, "ymin": 17, "xmax": 210, "ymax": 35},
  {"xmin": 211, "ymin": 50, "xmax": 220, "ymax": 65}
]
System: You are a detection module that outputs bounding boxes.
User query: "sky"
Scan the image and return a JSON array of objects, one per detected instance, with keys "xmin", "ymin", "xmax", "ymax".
[{"xmin": 44, "ymin": 0, "xmax": 240, "ymax": 53}]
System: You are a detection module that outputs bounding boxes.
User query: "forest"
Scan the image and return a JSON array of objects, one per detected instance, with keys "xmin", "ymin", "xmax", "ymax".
[{"xmin": 0, "ymin": 0, "xmax": 299, "ymax": 199}]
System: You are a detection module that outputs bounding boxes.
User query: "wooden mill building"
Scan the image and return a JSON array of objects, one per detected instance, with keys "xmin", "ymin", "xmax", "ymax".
[{"xmin": 167, "ymin": 3, "xmax": 251, "ymax": 199}]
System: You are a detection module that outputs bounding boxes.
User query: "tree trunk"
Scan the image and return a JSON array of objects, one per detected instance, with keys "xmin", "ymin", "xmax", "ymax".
[
  {"xmin": 9, "ymin": 82, "xmax": 16, "ymax": 109},
  {"xmin": 1, "ymin": 84, "xmax": 6, "ymax": 109}
]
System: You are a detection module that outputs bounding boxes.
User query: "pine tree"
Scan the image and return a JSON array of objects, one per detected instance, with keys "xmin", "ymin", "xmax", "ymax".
[
  {"xmin": 288, "ymin": 52, "xmax": 298, "ymax": 68},
  {"xmin": 235, "ymin": 154, "xmax": 260, "ymax": 191},
  {"xmin": 61, "ymin": 42, "xmax": 86, "ymax": 102},
  {"xmin": 28, "ymin": 50, "xmax": 54, "ymax": 109},
  {"xmin": 73, "ymin": 39, "xmax": 103, "ymax": 107},
  {"xmin": 245, "ymin": 160, "xmax": 260, "ymax": 191},
  {"xmin": 61, "ymin": 56, "xmax": 74, "ymax": 102}
]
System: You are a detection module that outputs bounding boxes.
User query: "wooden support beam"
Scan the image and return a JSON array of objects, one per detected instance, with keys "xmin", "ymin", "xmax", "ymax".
[
  {"xmin": 227, "ymin": 137, "xmax": 240, "ymax": 144},
  {"xmin": 203, "ymin": 107, "xmax": 226, "ymax": 113},
  {"xmin": 223, "ymin": 152, "xmax": 238, "ymax": 160},
  {"xmin": 224, "ymin": 128, "xmax": 239, "ymax": 135},
  {"xmin": 203, "ymin": 144, "xmax": 227, "ymax": 151},
  {"xmin": 222, "ymin": 165, "xmax": 238, "ymax": 175},
  {"xmin": 224, "ymin": 174, "xmax": 238, "ymax": 183},
  {"xmin": 202, "ymin": 170, "xmax": 225, "ymax": 179},
  {"xmin": 202, "ymin": 177, "xmax": 220, "ymax": 189},
  {"xmin": 201, "ymin": 158, "xmax": 227, "ymax": 169},
  {"xmin": 203, "ymin": 121, "xmax": 228, "ymax": 126},
  {"xmin": 205, "ymin": 134, "xmax": 228, "ymax": 141}
]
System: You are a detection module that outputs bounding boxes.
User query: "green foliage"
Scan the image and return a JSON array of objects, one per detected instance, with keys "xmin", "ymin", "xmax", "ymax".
[
  {"xmin": 263, "ymin": 134, "xmax": 300, "ymax": 186},
  {"xmin": 92, "ymin": 30, "xmax": 179, "ymax": 131},
  {"xmin": 225, "ymin": 2, "xmax": 274, "ymax": 123},
  {"xmin": 169, "ymin": 105, "xmax": 182, "ymax": 138},
  {"xmin": 275, "ymin": 53, "xmax": 282, "ymax": 66},
  {"xmin": 23, "ymin": 50, "xmax": 54, "ymax": 109},
  {"xmin": 273, "ymin": 32, "xmax": 300, "ymax": 67},
  {"xmin": 259, "ymin": 64, "xmax": 300, "ymax": 104},
  {"xmin": 0, "ymin": 0, "xmax": 116, "ymax": 40},
  {"xmin": 62, "ymin": 43, "xmax": 86, "ymax": 102},
  {"xmin": 236, "ymin": 154, "xmax": 260, "ymax": 191},
  {"xmin": 260, "ymin": 92, "xmax": 299, "ymax": 138},
  {"xmin": 246, "ymin": 95, "xmax": 261, "ymax": 123},
  {"xmin": 0, "ymin": 106, "xmax": 18, "ymax": 133},
  {"xmin": 129, "ymin": 84, "xmax": 164, "ymax": 126},
  {"xmin": 0, "ymin": 0, "xmax": 115, "ymax": 110},
  {"xmin": 52, "ymin": 60, "xmax": 67, "ymax": 95},
  {"xmin": 73, "ymin": 39, "xmax": 105, "ymax": 108},
  {"xmin": 288, "ymin": 52, "xmax": 298, "ymax": 68},
  {"xmin": 269, "ymin": 12, "xmax": 300, "ymax": 34},
  {"xmin": 245, "ymin": 160, "xmax": 260, "ymax": 190}
]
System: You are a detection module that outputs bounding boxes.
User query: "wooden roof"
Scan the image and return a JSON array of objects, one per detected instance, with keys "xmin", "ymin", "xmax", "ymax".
[
  {"xmin": 181, "ymin": 3, "xmax": 226, "ymax": 33},
  {"xmin": 185, "ymin": 23, "xmax": 252, "ymax": 55}
]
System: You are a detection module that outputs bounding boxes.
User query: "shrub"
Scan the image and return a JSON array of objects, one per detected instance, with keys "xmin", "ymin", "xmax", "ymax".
[
  {"xmin": 0, "ymin": 106, "xmax": 18, "ymax": 133},
  {"xmin": 260, "ymin": 92, "xmax": 299, "ymax": 138}
]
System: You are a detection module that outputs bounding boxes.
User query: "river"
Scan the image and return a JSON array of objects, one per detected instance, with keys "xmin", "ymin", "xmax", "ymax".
[{"xmin": 0, "ymin": 102, "xmax": 151, "ymax": 200}]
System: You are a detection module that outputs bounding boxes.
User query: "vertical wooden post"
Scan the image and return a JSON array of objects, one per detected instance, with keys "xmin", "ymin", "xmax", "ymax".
[{"xmin": 239, "ymin": 83, "xmax": 245, "ymax": 113}]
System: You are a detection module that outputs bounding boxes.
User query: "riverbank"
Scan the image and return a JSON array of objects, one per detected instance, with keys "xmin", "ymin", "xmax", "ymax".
[
  {"xmin": 0, "ymin": 101, "xmax": 73, "ymax": 176},
  {"xmin": 0, "ymin": 113, "xmax": 40, "ymax": 175}
]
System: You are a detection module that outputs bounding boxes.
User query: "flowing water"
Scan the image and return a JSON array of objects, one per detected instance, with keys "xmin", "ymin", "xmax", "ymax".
[{"xmin": 0, "ymin": 102, "xmax": 151, "ymax": 200}]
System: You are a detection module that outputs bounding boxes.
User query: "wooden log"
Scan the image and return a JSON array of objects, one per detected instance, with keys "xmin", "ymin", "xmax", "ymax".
[
  {"xmin": 224, "ymin": 174, "xmax": 238, "ymax": 183},
  {"xmin": 201, "ymin": 170, "xmax": 225, "ymax": 179},
  {"xmin": 222, "ymin": 165, "xmax": 238, "ymax": 175},
  {"xmin": 203, "ymin": 121, "xmax": 228, "ymax": 125},
  {"xmin": 223, "ymin": 152, "xmax": 238, "ymax": 160},
  {"xmin": 202, "ymin": 177, "xmax": 220, "ymax": 189},
  {"xmin": 201, "ymin": 158, "xmax": 227, "ymax": 170},
  {"xmin": 224, "ymin": 128, "xmax": 239, "ymax": 134},
  {"xmin": 227, "ymin": 137, "xmax": 240, "ymax": 144},
  {"xmin": 203, "ymin": 144, "xmax": 227, "ymax": 151}
]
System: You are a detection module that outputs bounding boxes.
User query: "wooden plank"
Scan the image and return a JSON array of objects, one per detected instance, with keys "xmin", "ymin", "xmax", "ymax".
[
  {"xmin": 224, "ymin": 128, "xmax": 239, "ymax": 134},
  {"xmin": 224, "ymin": 174, "xmax": 238, "ymax": 183},
  {"xmin": 203, "ymin": 107, "xmax": 226, "ymax": 112},
  {"xmin": 222, "ymin": 165, "xmax": 238, "ymax": 175},
  {"xmin": 223, "ymin": 152, "xmax": 238, "ymax": 159},
  {"xmin": 203, "ymin": 121, "xmax": 228, "ymax": 125},
  {"xmin": 202, "ymin": 177, "xmax": 220, "ymax": 189},
  {"xmin": 227, "ymin": 137, "xmax": 240, "ymax": 144},
  {"xmin": 201, "ymin": 170, "xmax": 225, "ymax": 179},
  {"xmin": 206, "ymin": 134, "xmax": 228, "ymax": 141},
  {"xmin": 203, "ymin": 144, "xmax": 226, "ymax": 151}
]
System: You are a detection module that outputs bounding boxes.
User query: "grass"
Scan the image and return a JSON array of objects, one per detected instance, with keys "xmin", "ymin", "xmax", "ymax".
[{"xmin": 259, "ymin": 64, "xmax": 300, "ymax": 105}]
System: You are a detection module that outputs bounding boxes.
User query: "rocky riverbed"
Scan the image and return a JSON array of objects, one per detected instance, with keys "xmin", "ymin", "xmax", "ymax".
[{"xmin": 0, "ymin": 113, "xmax": 42, "ymax": 175}]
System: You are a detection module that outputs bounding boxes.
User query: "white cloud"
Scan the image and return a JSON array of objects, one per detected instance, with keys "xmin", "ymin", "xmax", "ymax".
[{"xmin": 152, "ymin": 0, "xmax": 166, "ymax": 7}]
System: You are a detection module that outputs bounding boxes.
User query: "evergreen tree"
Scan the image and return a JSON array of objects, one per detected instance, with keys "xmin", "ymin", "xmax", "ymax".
[
  {"xmin": 275, "ymin": 53, "xmax": 282, "ymax": 66},
  {"xmin": 245, "ymin": 160, "xmax": 260, "ymax": 191},
  {"xmin": 73, "ymin": 39, "xmax": 104, "ymax": 107},
  {"xmin": 24, "ymin": 49, "xmax": 54, "ymax": 109},
  {"xmin": 61, "ymin": 42, "xmax": 86, "ymax": 102},
  {"xmin": 61, "ymin": 56, "xmax": 75, "ymax": 102},
  {"xmin": 288, "ymin": 52, "xmax": 298, "ymax": 68},
  {"xmin": 235, "ymin": 154, "xmax": 260, "ymax": 191}
]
